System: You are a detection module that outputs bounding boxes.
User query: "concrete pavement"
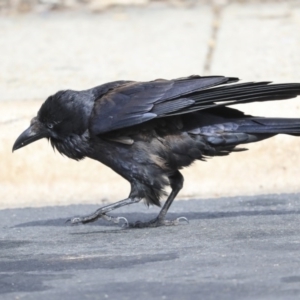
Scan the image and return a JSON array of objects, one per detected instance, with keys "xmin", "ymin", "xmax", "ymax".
[{"xmin": 1, "ymin": 193, "xmax": 300, "ymax": 299}]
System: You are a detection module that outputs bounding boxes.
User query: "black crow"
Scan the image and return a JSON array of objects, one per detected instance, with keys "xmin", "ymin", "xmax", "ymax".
[{"xmin": 13, "ymin": 76, "xmax": 300, "ymax": 227}]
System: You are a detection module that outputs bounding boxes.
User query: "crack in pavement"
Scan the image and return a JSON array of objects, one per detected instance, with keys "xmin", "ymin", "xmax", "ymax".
[{"xmin": 203, "ymin": 0, "xmax": 228, "ymax": 75}]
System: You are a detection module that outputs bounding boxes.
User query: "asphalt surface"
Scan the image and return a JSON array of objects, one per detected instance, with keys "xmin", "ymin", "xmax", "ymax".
[{"xmin": 1, "ymin": 194, "xmax": 300, "ymax": 299}]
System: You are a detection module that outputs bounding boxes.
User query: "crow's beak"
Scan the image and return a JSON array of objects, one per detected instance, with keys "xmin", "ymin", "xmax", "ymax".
[{"xmin": 12, "ymin": 120, "xmax": 48, "ymax": 152}]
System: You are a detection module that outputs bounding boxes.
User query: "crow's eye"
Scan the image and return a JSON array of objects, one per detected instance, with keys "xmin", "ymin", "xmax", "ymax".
[{"xmin": 47, "ymin": 123, "xmax": 54, "ymax": 129}]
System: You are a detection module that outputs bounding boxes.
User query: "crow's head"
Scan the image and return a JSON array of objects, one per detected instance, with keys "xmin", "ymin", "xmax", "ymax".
[{"xmin": 13, "ymin": 90, "xmax": 93, "ymax": 151}]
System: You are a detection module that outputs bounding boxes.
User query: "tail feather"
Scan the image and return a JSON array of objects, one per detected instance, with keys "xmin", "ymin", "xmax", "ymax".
[
  {"xmin": 198, "ymin": 117, "xmax": 300, "ymax": 148},
  {"xmin": 190, "ymin": 83, "xmax": 300, "ymax": 107},
  {"xmin": 164, "ymin": 81, "xmax": 300, "ymax": 117},
  {"xmin": 236, "ymin": 118, "xmax": 300, "ymax": 135}
]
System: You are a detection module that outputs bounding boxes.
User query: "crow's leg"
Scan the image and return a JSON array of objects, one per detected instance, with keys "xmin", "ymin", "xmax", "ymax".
[
  {"xmin": 131, "ymin": 171, "xmax": 188, "ymax": 228},
  {"xmin": 99, "ymin": 214, "xmax": 129, "ymax": 227},
  {"xmin": 68, "ymin": 197, "xmax": 141, "ymax": 225}
]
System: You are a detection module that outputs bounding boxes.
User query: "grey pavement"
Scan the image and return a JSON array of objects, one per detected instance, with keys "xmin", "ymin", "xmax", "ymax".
[{"xmin": 1, "ymin": 194, "xmax": 300, "ymax": 299}]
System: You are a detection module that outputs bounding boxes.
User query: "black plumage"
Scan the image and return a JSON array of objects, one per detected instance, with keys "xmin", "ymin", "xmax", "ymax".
[{"xmin": 12, "ymin": 75, "xmax": 300, "ymax": 227}]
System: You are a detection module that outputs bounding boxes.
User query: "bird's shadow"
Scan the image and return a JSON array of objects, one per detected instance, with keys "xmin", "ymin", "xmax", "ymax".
[{"xmin": 13, "ymin": 208, "xmax": 300, "ymax": 229}]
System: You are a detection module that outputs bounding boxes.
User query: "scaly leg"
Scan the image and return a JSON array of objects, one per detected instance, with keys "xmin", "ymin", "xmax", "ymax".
[
  {"xmin": 68, "ymin": 197, "xmax": 141, "ymax": 225},
  {"xmin": 131, "ymin": 171, "xmax": 188, "ymax": 228}
]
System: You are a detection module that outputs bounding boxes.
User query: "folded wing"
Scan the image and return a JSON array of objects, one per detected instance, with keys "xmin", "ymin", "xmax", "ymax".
[{"xmin": 90, "ymin": 75, "xmax": 300, "ymax": 135}]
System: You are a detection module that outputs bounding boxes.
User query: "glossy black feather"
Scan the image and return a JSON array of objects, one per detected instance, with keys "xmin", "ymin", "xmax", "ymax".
[
  {"xmin": 89, "ymin": 77, "xmax": 300, "ymax": 134},
  {"xmin": 13, "ymin": 75, "xmax": 300, "ymax": 225},
  {"xmin": 90, "ymin": 76, "xmax": 237, "ymax": 134},
  {"xmin": 38, "ymin": 76, "xmax": 300, "ymax": 204}
]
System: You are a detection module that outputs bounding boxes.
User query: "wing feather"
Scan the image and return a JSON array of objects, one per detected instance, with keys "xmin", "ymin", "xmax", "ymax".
[
  {"xmin": 89, "ymin": 76, "xmax": 300, "ymax": 135},
  {"xmin": 90, "ymin": 76, "xmax": 236, "ymax": 134}
]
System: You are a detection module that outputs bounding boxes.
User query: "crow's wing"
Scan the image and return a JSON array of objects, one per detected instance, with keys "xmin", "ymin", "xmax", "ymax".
[
  {"xmin": 90, "ymin": 76, "xmax": 237, "ymax": 134},
  {"xmin": 90, "ymin": 75, "xmax": 300, "ymax": 135}
]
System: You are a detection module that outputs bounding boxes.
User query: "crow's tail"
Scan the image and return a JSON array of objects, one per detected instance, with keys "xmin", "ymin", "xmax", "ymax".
[
  {"xmin": 199, "ymin": 117, "xmax": 300, "ymax": 148},
  {"xmin": 165, "ymin": 81, "xmax": 300, "ymax": 116},
  {"xmin": 236, "ymin": 118, "xmax": 300, "ymax": 135}
]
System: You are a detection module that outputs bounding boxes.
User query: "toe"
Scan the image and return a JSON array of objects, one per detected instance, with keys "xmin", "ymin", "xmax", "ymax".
[
  {"xmin": 68, "ymin": 217, "xmax": 83, "ymax": 225},
  {"xmin": 175, "ymin": 217, "xmax": 189, "ymax": 224}
]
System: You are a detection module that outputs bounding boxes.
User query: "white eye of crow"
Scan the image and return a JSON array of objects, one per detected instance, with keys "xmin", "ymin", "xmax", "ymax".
[{"xmin": 47, "ymin": 123, "xmax": 54, "ymax": 129}]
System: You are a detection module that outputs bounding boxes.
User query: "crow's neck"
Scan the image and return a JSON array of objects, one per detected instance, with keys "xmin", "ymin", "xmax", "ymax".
[{"xmin": 50, "ymin": 131, "xmax": 90, "ymax": 161}]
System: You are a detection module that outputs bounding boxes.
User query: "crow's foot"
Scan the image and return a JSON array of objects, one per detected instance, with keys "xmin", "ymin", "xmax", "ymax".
[
  {"xmin": 67, "ymin": 213, "xmax": 128, "ymax": 227},
  {"xmin": 101, "ymin": 214, "xmax": 129, "ymax": 227},
  {"xmin": 66, "ymin": 197, "xmax": 140, "ymax": 226},
  {"xmin": 130, "ymin": 216, "xmax": 189, "ymax": 228}
]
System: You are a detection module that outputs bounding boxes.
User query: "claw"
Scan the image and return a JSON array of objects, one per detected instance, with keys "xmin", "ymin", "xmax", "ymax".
[
  {"xmin": 100, "ymin": 214, "xmax": 129, "ymax": 227},
  {"xmin": 161, "ymin": 216, "xmax": 189, "ymax": 226},
  {"xmin": 68, "ymin": 217, "xmax": 84, "ymax": 225},
  {"xmin": 176, "ymin": 216, "xmax": 189, "ymax": 224},
  {"xmin": 118, "ymin": 217, "xmax": 129, "ymax": 228}
]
